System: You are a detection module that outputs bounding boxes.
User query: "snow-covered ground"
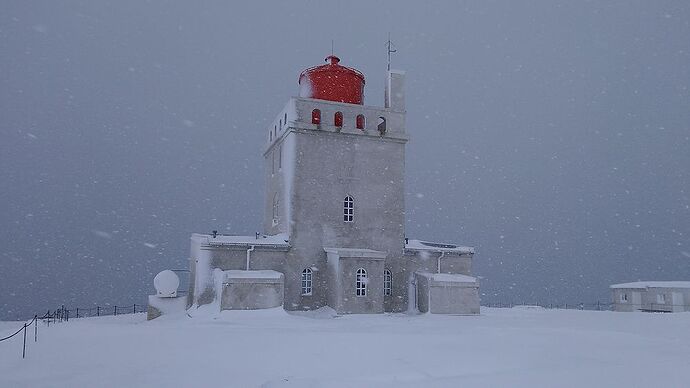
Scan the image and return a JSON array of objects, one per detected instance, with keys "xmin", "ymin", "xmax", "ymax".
[{"xmin": 1, "ymin": 307, "xmax": 689, "ymax": 387}]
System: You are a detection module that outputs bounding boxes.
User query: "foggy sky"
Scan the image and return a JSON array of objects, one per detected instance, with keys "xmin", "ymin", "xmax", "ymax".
[{"xmin": 1, "ymin": 1, "xmax": 689, "ymax": 319}]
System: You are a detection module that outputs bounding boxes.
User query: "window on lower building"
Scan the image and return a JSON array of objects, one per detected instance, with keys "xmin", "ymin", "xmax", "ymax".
[
  {"xmin": 657, "ymin": 294, "xmax": 665, "ymax": 304},
  {"xmin": 334, "ymin": 111, "xmax": 343, "ymax": 127},
  {"xmin": 356, "ymin": 268, "xmax": 367, "ymax": 296},
  {"xmin": 301, "ymin": 268, "xmax": 313, "ymax": 296},
  {"xmin": 620, "ymin": 293, "xmax": 628, "ymax": 303},
  {"xmin": 343, "ymin": 196, "xmax": 354, "ymax": 222},
  {"xmin": 383, "ymin": 269, "xmax": 392, "ymax": 296},
  {"xmin": 312, "ymin": 109, "xmax": 321, "ymax": 124}
]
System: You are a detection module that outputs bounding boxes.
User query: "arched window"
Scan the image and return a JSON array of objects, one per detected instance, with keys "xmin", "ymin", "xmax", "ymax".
[
  {"xmin": 312, "ymin": 109, "xmax": 321, "ymax": 124},
  {"xmin": 334, "ymin": 111, "xmax": 343, "ymax": 127},
  {"xmin": 301, "ymin": 268, "xmax": 313, "ymax": 296},
  {"xmin": 274, "ymin": 125, "xmax": 277, "ymax": 137},
  {"xmin": 356, "ymin": 114, "xmax": 365, "ymax": 130},
  {"xmin": 343, "ymin": 196, "xmax": 354, "ymax": 222},
  {"xmin": 269, "ymin": 131, "xmax": 273, "ymax": 141},
  {"xmin": 356, "ymin": 268, "xmax": 367, "ymax": 296},
  {"xmin": 284, "ymin": 113, "xmax": 287, "ymax": 126},
  {"xmin": 377, "ymin": 117, "xmax": 386, "ymax": 135},
  {"xmin": 279, "ymin": 119, "xmax": 282, "ymax": 129},
  {"xmin": 383, "ymin": 269, "xmax": 392, "ymax": 296}
]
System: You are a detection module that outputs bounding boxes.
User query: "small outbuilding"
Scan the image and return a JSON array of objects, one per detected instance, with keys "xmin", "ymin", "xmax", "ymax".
[
  {"xmin": 610, "ymin": 281, "xmax": 690, "ymax": 312},
  {"xmin": 415, "ymin": 272, "xmax": 479, "ymax": 315}
]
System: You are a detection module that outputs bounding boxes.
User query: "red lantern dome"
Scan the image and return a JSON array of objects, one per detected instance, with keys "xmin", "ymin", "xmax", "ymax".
[{"xmin": 299, "ymin": 55, "xmax": 365, "ymax": 105}]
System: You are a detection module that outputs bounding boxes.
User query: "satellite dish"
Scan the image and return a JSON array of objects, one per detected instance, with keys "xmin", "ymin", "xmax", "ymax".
[{"xmin": 154, "ymin": 270, "xmax": 179, "ymax": 298}]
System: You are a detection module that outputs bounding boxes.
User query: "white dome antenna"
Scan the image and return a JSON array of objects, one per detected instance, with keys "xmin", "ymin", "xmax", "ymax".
[{"xmin": 154, "ymin": 270, "xmax": 180, "ymax": 298}]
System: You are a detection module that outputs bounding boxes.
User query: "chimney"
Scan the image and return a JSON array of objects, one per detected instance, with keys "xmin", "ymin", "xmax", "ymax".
[{"xmin": 385, "ymin": 70, "xmax": 405, "ymax": 111}]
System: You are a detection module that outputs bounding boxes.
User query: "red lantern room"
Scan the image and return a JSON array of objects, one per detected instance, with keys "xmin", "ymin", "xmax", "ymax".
[{"xmin": 299, "ymin": 55, "xmax": 365, "ymax": 105}]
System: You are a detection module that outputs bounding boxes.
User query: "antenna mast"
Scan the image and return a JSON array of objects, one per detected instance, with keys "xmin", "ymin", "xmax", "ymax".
[{"xmin": 386, "ymin": 33, "xmax": 397, "ymax": 71}]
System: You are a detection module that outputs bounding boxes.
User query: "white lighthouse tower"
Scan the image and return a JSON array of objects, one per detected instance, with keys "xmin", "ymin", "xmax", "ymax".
[{"xmin": 179, "ymin": 54, "xmax": 479, "ymax": 316}]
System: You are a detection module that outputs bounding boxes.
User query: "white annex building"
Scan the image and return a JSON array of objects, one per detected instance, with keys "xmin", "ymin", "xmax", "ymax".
[
  {"xmin": 164, "ymin": 55, "xmax": 480, "ymax": 316},
  {"xmin": 610, "ymin": 281, "xmax": 690, "ymax": 313}
]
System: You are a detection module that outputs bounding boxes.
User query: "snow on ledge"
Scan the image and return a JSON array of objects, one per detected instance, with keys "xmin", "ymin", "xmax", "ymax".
[
  {"xmin": 223, "ymin": 270, "xmax": 284, "ymax": 280},
  {"xmin": 610, "ymin": 281, "xmax": 690, "ymax": 289},
  {"xmin": 417, "ymin": 272, "xmax": 477, "ymax": 284},
  {"xmin": 405, "ymin": 239, "xmax": 474, "ymax": 254},
  {"xmin": 192, "ymin": 233, "xmax": 289, "ymax": 248}
]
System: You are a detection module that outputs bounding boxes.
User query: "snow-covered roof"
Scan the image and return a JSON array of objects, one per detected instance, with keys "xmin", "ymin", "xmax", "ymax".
[
  {"xmin": 405, "ymin": 239, "xmax": 474, "ymax": 255},
  {"xmin": 192, "ymin": 233, "xmax": 290, "ymax": 248},
  {"xmin": 223, "ymin": 270, "xmax": 284, "ymax": 280},
  {"xmin": 610, "ymin": 281, "xmax": 690, "ymax": 289},
  {"xmin": 324, "ymin": 247, "xmax": 387, "ymax": 259},
  {"xmin": 425, "ymin": 273, "xmax": 477, "ymax": 283}
]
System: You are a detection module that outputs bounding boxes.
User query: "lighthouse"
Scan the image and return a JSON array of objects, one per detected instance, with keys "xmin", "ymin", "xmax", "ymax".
[{"xmin": 180, "ymin": 55, "xmax": 479, "ymax": 316}]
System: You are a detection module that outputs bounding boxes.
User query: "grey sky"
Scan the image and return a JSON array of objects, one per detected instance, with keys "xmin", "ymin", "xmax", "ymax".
[{"xmin": 1, "ymin": 1, "xmax": 689, "ymax": 319}]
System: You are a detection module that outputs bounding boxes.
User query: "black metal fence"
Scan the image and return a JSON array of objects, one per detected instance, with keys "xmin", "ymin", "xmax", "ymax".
[
  {"xmin": 483, "ymin": 301, "xmax": 615, "ymax": 310},
  {"xmin": 0, "ymin": 309, "xmax": 65, "ymax": 359},
  {"xmin": 0, "ymin": 303, "xmax": 147, "ymax": 359},
  {"xmin": 70, "ymin": 304, "xmax": 144, "ymax": 318},
  {"xmin": 483, "ymin": 301, "xmax": 688, "ymax": 312}
]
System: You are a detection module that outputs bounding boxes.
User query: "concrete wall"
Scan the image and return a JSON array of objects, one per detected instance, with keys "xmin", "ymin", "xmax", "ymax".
[
  {"xmin": 415, "ymin": 273, "xmax": 430, "ymax": 313},
  {"xmin": 415, "ymin": 272, "xmax": 480, "ymax": 315},
  {"xmin": 220, "ymin": 273, "xmax": 284, "ymax": 310},
  {"xmin": 260, "ymin": 97, "xmax": 408, "ymax": 312},
  {"xmin": 382, "ymin": 251, "xmax": 473, "ymax": 312},
  {"xmin": 187, "ymin": 237, "xmax": 290, "ymax": 308},
  {"xmin": 611, "ymin": 287, "xmax": 690, "ymax": 312},
  {"xmin": 327, "ymin": 255, "xmax": 385, "ymax": 314}
]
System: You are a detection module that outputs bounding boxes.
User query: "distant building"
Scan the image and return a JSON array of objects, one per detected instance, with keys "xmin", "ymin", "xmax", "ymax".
[
  {"xmin": 610, "ymin": 282, "xmax": 690, "ymax": 312},
  {"xmin": 184, "ymin": 55, "xmax": 480, "ymax": 315}
]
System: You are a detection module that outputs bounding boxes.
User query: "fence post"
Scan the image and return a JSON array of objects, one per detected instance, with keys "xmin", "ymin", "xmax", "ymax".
[
  {"xmin": 34, "ymin": 315, "xmax": 37, "ymax": 342},
  {"xmin": 76, "ymin": 308, "xmax": 79, "ymax": 318},
  {"xmin": 597, "ymin": 301, "xmax": 600, "ymax": 311},
  {"xmin": 97, "ymin": 306, "xmax": 100, "ymax": 316},
  {"xmin": 114, "ymin": 306, "xmax": 117, "ymax": 316},
  {"xmin": 133, "ymin": 304, "xmax": 136, "ymax": 314},
  {"xmin": 22, "ymin": 323, "xmax": 27, "ymax": 359}
]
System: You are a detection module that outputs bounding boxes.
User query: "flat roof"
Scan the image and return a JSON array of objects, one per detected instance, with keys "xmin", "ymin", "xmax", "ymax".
[
  {"xmin": 610, "ymin": 281, "xmax": 690, "ymax": 289},
  {"xmin": 405, "ymin": 239, "xmax": 474, "ymax": 254},
  {"xmin": 417, "ymin": 272, "xmax": 477, "ymax": 283},
  {"xmin": 223, "ymin": 270, "xmax": 283, "ymax": 280},
  {"xmin": 324, "ymin": 247, "xmax": 387, "ymax": 259},
  {"xmin": 192, "ymin": 233, "xmax": 290, "ymax": 248}
]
